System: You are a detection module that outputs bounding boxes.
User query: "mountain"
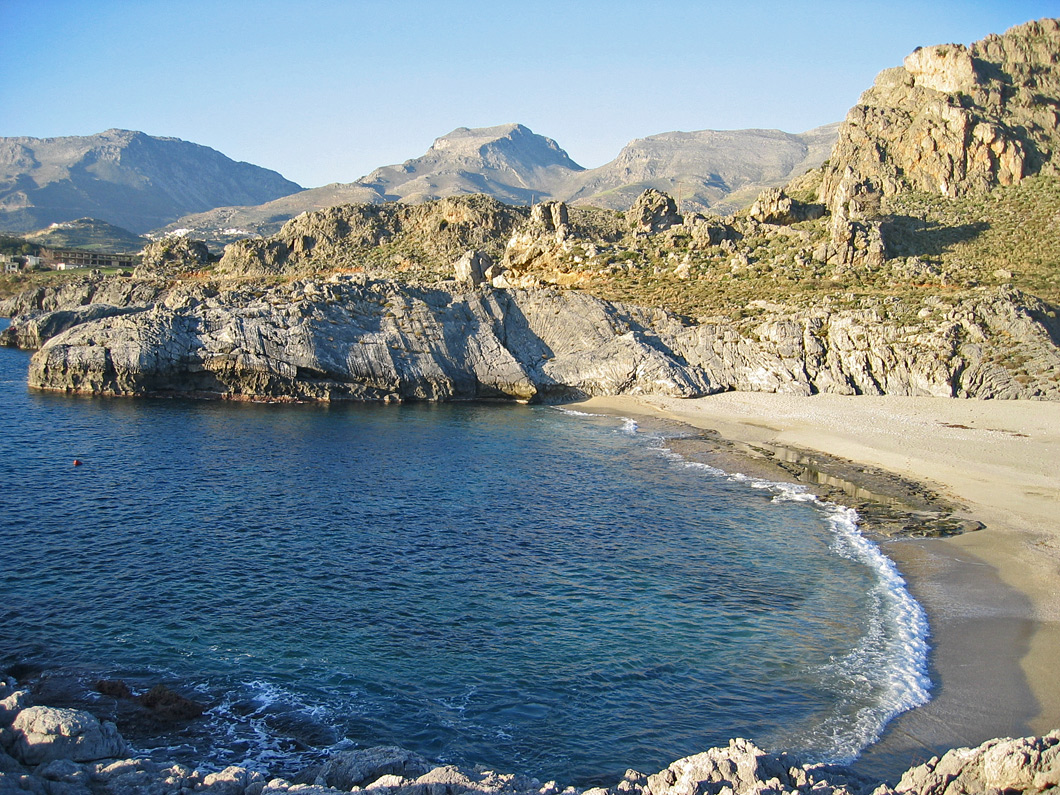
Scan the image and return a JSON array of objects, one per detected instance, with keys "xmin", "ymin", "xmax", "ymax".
[
  {"xmin": 22, "ymin": 218, "xmax": 147, "ymax": 253},
  {"xmin": 356, "ymin": 123, "xmax": 584, "ymax": 204},
  {"xmin": 0, "ymin": 129, "xmax": 303, "ymax": 235},
  {"xmin": 563, "ymin": 124, "xmax": 840, "ymax": 214},
  {"xmin": 154, "ymin": 123, "xmax": 582, "ymax": 248},
  {"xmin": 160, "ymin": 122, "xmax": 838, "ymax": 247}
]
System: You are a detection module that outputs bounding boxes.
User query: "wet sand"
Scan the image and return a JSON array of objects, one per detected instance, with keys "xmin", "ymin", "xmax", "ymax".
[{"xmin": 572, "ymin": 392, "xmax": 1060, "ymax": 780}]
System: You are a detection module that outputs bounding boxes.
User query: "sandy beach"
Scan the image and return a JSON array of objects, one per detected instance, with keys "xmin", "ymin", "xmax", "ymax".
[{"xmin": 574, "ymin": 393, "xmax": 1060, "ymax": 776}]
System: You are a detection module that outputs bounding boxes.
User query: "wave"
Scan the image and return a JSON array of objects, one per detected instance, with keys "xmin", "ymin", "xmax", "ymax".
[{"xmin": 570, "ymin": 409, "xmax": 932, "ymax": 764}]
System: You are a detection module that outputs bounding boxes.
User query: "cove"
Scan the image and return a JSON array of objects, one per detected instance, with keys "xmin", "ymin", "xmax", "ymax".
[{"xmin": 0, "ymin": 341, "xmax": 928, "ymax": 785}]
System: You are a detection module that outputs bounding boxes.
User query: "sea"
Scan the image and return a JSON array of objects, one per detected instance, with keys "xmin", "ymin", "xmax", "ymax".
[{"xmin": 0, "ymin": 330, "xmax": 930, "ymax": 786}]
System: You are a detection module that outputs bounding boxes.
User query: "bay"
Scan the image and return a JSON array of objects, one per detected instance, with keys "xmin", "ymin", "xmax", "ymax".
[{"xmin": 0, "ymin": 337, "xmax": 928, "ymax": 785}]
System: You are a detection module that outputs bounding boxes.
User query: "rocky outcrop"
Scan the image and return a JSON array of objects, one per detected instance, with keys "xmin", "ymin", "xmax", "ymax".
[
  {"xmin": 17, "ymin": 276, "xmax": 1060, "ymax": 402},
  {"xmin": 0, "ymin": 275, "xmax": 167, "ymax": 349},
  {"xmin": 24, "ymin": 277, "xmax": 716, "ymax": 403},
  {"xmin": 747, "ymin": 188, "xmax": 824, "ymax": 226},
  {"xmin": 626, "ymin": 190, "xmax": 681, "ymax": 235},
  {"xmin": 820, "ymin": 18, "xmax": 1060, "ymax": 213},
  {"xmin": 216, "ymin": 196, "xmax": 527, "ymax": 279},
  {"xmin": 0, "ymin": 275, "xmax": 166, "ymax": 319},
  {"xmin": 134, "ymin": 237, "xmax": 211, "ymax": 279}
]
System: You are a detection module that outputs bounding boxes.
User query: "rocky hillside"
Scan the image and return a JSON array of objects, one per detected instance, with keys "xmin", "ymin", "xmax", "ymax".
[
  {"xmin": 158, "ymin": 123, "xmax": 837, "ymax": 248},
  {"xmin": 0, "ymin": 129, "xmax": 303, "ymax": 234},
  {"xmin": 21, "ymin": 218, "xmax": 148, "ymax": 254}
]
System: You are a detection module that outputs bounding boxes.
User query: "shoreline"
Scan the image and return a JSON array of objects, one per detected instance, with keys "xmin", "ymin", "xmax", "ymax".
[{"xmin": 571, "ymin": 392, "xmax": 1060, "ymax": 780}]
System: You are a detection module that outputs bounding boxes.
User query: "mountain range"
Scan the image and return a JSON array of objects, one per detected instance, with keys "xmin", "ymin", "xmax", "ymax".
[
  {"xmin": 0, "ymin": 129, "xmax": 303, "ymax": 236},
  {"xmin": 0, "ymin": 122, "xmax": 838, "ymax": 250}
]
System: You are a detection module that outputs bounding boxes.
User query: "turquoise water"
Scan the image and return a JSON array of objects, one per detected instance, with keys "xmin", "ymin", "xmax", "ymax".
[{"xmin": 0, "ymin": 338, "xmax": 929, "ymax": 784}]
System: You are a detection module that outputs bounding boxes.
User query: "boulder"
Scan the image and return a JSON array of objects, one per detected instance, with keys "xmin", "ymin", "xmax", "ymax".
[
  {"xmin": 453, "ymin": 251, "xmax": 491, "ymax": 286},
  {"xmin": 10, "ymin": 707, "xmax": 127, "ymax": 765},
  {"xmin": 626, "ymin": 189, "xmax": 680, "ymax": 234},
  {"xmin": 137, "ymin": 684, "xmax": 205, "ymax": 722},
  {"xmin": 747, "ymin": 188, "xmax": 824, "ymax": 226},
  {"xmin": 0, "ymin": 691, "xmax": 29, "ymax": 726}
]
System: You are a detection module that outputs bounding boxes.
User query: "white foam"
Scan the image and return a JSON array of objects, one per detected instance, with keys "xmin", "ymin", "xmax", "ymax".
[{"xmin": 555, "ymin": 408, "xmax": 933, "ymax": 764}]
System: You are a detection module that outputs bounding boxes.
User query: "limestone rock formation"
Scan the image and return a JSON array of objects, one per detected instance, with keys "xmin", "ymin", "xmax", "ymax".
[
  {"xmin": 312, "ymin": 747, "xmax": 433, "ymax": 790},
  {"xmin": 0, "ymin": 275, "xmax": 167, "ymax": 349},
  {"xmin": 14, "ymin": 275, "xmax": 1060, "ymax": 402},
  {"xmin": 454, "ymin": 250, "xmax": 492, "ymax": 286},
  {"xmin": 1, "ymin": 673, "xmax": 1059, "ymax": 795},
  {"xmin": 820, "ymin": 18, "xmax": 1060, "ymax": 214},
  {"xmin": 134, "ymin": 237, "xmax": 211, "ymax": 279},
  {"xmin": 24, "ymin": 277, "xmax": 717, "ymax": 403}
]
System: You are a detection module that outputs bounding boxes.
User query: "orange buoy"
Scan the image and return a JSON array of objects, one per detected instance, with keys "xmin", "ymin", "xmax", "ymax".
[{"xmin": 73, "ymin": 459, "xmax": 82, "ymax": 466}]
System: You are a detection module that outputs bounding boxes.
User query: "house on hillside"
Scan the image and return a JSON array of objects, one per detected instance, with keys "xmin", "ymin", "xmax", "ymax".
[{"xmin": 1, "ymin": 254, "xmax": 21, "ymax": 274}]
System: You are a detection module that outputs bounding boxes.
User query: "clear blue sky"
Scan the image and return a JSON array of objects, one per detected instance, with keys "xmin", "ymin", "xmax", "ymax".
[{"xmin": 2, "ymin": 0, "xmax": 1058, "ymax": 188}]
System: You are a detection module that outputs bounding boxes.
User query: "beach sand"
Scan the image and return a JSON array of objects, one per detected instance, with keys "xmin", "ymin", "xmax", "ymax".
[{"xmin": 573, "ymin": 393, "xmax": 1060, "ymax": 779}]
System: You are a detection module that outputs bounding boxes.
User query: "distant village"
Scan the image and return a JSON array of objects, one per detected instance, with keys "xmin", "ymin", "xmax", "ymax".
[{"xmin": 1, "ymin": 248, "xmax": 140, "ymax": 275}]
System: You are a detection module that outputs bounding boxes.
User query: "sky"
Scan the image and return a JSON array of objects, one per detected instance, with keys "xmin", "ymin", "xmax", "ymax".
[{"xmin": 2, "ymin": 1, "xmax": 1059, "ymax": 189}]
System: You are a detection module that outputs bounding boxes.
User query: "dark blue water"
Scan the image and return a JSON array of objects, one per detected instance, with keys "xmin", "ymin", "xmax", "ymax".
[{"xmin": 0, "ymin": 335, "xmax": 928, "ymax": 784}]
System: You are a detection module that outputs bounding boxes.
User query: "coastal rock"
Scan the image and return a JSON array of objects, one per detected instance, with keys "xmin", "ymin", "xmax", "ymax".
[
  {"xmin": 19, "ymin": 278, "xmax": 1060, "ymax": 402},
  {"xmin": 0, "ymin": 276, "xmax": 166, "ymax": 326},
  {"xmin": 137, "ymin": 685, "xmax": 205, "ymax": 723},
  {"xmin": 0, "ymin": 692, "xmax": 29, "ymax": 726},
  {"xmin": 312, "ymin": 747, "xmax": 433, "ymax": 790},
  {"xmin": 892, "ymin": 730, "xmax": 1060, "ymax": 794},
  {"xmin": 25, "ymin": 278, "xmax": 718, "ymax": 402},
  {"xmin": 10, "ymin": 707, "xmax": 126, "ymax": 765},
  {"xmin": 0, "ymin": 304, "xmax": 148, "ymax": 350}
]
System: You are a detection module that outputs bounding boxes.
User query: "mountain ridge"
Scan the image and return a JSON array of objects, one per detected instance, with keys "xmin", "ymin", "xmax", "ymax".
[
  {"xmin": 0, "ymin": 129, "xmax": 303, "ymax": 235},
  {"xmin": 152, "ymin": 121, "xmax": 839, "ymax": 247}
]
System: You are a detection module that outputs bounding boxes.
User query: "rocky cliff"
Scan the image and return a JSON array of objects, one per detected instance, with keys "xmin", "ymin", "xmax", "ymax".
[
  {"xmin": 11, "ymin": 273, "xmax": 1060, "ymax": 402},
  {"xmin": 2, "ymin": 680, "xmax": 1058, "ymax": 795},
  {"xmin": 820, "ymin": 19, "xmax": 1060, "ymax": 213},
  {"xmin": 0, "ymin": 130, "xmax": 303, "ymax": 235}
]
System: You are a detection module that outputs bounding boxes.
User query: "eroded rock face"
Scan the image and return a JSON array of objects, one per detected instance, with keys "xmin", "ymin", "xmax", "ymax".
[
  {"xmin": 820, "ymin": 18, "xmax": 1060, "ymax": 212},
  {"xmin": 25, "ymin": 278, "xmax": 717, "ymax": 403},
  {"xmin": 747, "ymin": 188, "xmax": 824, "ymax": 226},
  {"xmin": 20, "ymin": 278, "xmax": 1060, "ymax": 402}
]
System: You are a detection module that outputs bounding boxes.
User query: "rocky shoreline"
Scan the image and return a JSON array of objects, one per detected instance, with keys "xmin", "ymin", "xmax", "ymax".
[
  {"xmin": 3, "ymin": 676, "xmax": 1058, "ymax": 795},
  {"xmin": 2, "ymin": 273, "xmax": 1059, "ymax": 404}
]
